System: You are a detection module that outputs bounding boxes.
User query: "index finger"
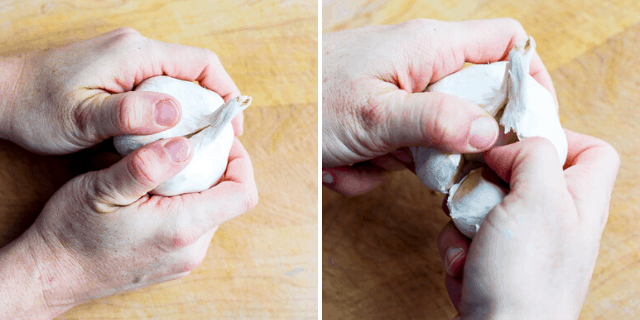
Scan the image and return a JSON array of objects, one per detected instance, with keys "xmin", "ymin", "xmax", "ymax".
[
  {"xmin": 562, "ymin": 129, "xmax": 620, "ymax": 230},
  {"xmin": 442, "ymin": 18, "xmax": 558, "ymax": 108},
  {"xmin": 144, "ymin": 39, "xmax": 241, "ymax": 102}
]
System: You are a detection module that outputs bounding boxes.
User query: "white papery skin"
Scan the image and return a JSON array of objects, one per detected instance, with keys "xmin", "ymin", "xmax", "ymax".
[
  {"xmin": 114, "ymin": 76, "xmax": 250, "ymax": 196},
  {"xmin": 411, "ymin": 36, "xmax": 567, "ymax": 238}
]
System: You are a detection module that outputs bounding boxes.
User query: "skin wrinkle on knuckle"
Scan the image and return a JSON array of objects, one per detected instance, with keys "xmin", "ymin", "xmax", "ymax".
[
  {"xmin": 427, "ymin": 94, "xmax": 458, "ymax": 146},
  {"xmin": 118, "ymin": 94, "xmax": 140, "ymax": 133},
  {"xmin": 128, "ymin": 149, "xmax": 158, "ymax": 188}
]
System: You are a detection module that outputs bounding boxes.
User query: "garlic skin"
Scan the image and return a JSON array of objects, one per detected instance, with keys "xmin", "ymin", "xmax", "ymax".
[
  {"xmin": 500, "ymin": 38, "xmax": 568, "ymax": 163},
  {"xmin": 410, "ymin": 146, "xmax": 464, "ymax": 194},
  {"xmin": 447, "ymin": 168, "xmax": 508, "ymax": 239},
  {"xmin": 114, "ymin": 76, "xmax": 251, "ymax": 196}
]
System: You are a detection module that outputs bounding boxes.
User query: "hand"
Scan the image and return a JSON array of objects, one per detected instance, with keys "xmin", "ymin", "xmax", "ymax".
[
  {"xmin": 322, "ymin": 18, "xmax": 558, "ymax": 196},
  {"xmin": 0, "ymin": 27, "xmax": 243, "ymax": 155},
  {"xmin": 0, "ymin": 136, "xmax": 258, "ymax": 319},
  {"xmin": 437, "ymin": 130, "xmax": 619, "ymax": 319}
]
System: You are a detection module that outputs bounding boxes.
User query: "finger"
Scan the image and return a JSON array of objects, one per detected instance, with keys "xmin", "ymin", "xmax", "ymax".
[
  {"xmin": 484, "ymin": 137, "xmax": 567, "ymax": 197},
  {"xmin": 368, "ymin": 153, "xmax": 408, "ymax": 171},
  {"xmin": 322, "ymin": 164, "xmax": 386, "ymax": 197},
  {"xmin": 434, "ymin": 18, "xmax": 558, "ymax": 107},
  {"xmin": 182, "ymin": 138, "xmax": 258, "ymax": 227},
  {"xmin": 438, "ymin": 221, "xmax": 470, "ymax": 277},
  {"xmin": 231, "ymin": 112, "xmax": 244, "ymax": 136},
  {"xmin": 445, "ymin": 275, "xmax": 463, "ymax": 314},
  {"xmin": 562, "ymin": 130, "xmax": 620, "ymax": 230},
  {"xmin": 145, "ymin": 40, "xmax": 241, "ymax": 102},
  {"xmin": 92, "ymin": 137, "xmax": 192, "ymax": 208},
  {"xmin": 169, "ymin": 226, "xmax": 218, "ymax": 274},
  {"xmin": 82, "ymin": 91, "xmax": 181, "ymax": 140},
  {"xmin": 380, "ymin": 90, "xmax": 499, "ymax": 153},
  {"xmin": 529, "ymin": 54, "xmax": 559, "ymax": 109}
]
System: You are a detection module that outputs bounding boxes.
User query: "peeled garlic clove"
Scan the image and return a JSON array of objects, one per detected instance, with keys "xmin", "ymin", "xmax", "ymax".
[
  {"xmin": 447, "ymin": 167, "xmax": 508, "ymax": 239},
  {"xmin": 500, "ymin": 36, "xmax": 568, "ymax": 163},
  {"xmin": 113, "ymin": 76, "xmax": 252, "ymax": 196},
  {"xmin": 410, "ymin": 146, "xmax": 464, "ymax": 193}
]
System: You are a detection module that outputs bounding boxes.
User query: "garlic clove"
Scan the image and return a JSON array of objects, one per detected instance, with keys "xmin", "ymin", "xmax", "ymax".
[
  {"xmin": 447, "ymin": 167, "xmax": 508, "ymax": 239},
  {"xmin": 410, "ymin": 146, "xmax": 464, "ymax": 193},
  {"xmin": 500, "ymin": 36, "xmax": 568, "ymax": 163}
]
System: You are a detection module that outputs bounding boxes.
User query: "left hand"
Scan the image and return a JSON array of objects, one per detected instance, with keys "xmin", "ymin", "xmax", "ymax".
[
  {"xmin": 0, "ymin": 27, "xmax": 243, "ymax": 155},
  {"xmin": 322, "ymin": 18, "xmax": 557, "ymax": 196}
]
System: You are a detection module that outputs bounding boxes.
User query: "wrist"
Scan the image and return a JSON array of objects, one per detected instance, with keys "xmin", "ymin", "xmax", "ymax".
[
  {"xmin": 0, "ymin": 53, "xmax": 28, "ymax": 141},
  {"xmin": 0, "ymin": 228, "xmax": 77, "ymax": 319}
]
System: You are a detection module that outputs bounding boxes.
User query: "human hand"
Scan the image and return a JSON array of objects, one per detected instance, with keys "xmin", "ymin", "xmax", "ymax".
[
  {"xmin": 7, "ymin": 136, "xmax": 257, "ymax": 319},
  {"xmin": 436, "ymin": 130, "xmax": 619, "ymax": 319},
  {"xmin": 0, "ymin": 27, "xmax": 243, "ymax": 155},
  {"xmin": 322, "ymin": 18, "xmax": 558, "ymax": 196}
]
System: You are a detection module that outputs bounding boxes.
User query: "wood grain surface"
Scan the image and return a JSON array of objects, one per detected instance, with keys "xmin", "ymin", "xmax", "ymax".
[
  {"xmin": 322, "ymin": 1, "xmax": 640, "ymax": 319},
  {"xmin": 0, "ymin": 0, "xmax": 318, "ymax": 319}
]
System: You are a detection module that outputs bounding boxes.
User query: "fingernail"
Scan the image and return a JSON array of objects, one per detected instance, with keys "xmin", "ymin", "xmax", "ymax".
[
  {"xmin": 322, "ymin": 171, "xmax": 334, "ymax": 185},
  {"xmin": 391, "ymin": 150, "xmax": 413, "ymax": 165},
  {"xmin": 468, "ymin": 116, "xmax": 497, "ymax": 150},
  {"xmin": 444, "ymin": 247, "xmax": 464, "ymax": 276},
  {"xmin": 164, "ymin": 138, "xmax": 190, "ymax": 162},
  {"xmin": 154, "ymin": 100, "xmax": 179, "ymax": 126}
]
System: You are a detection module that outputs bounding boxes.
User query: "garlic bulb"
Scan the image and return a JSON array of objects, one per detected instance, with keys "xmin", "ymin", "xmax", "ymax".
[
  {"xmin": 114, "ymin": 76, "xmax": 252, "ymax": 196},
  {"xmin": 411, "ymin": 36, "xmax": 567, "ymax": 238}
]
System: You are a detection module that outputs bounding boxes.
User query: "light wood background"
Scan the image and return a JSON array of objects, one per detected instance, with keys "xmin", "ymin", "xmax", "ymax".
[
  {"xmin": 0, "ymin": 0, "xmax": 317, "ymax": 319},
  {"xmin": 323, "ymin": 0, "xmax": 640, "ymax": 319}
]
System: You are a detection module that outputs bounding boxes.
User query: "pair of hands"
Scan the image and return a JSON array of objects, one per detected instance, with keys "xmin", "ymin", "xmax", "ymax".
[
  {"xmin": 0, "ymin": 28, "xmax": 257, "ymax": 318},
  {"xmin": 323, "ymin": 18, "xmax": 619, "ymax": 319}
]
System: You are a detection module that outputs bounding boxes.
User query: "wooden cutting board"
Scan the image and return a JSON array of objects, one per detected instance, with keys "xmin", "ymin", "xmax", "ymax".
[
  {"xmin": 0, "ymin": 1, "xmax": 318, "ymax": 319},
  {"xmin": 323, "ymin": 1, "xmax": 640, "ymax": 319}
]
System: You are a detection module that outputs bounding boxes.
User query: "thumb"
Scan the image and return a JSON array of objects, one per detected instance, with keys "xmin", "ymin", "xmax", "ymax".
[
  {"xmin": 93, "ymin": 137, "xmax": 192, "ymax": 207},
  {"xmin": 485, "ymin": 137, "xmax": 566, "ymax": 199},
  {"xmin": 381, "ymin": 91, "xmax": 498, "ymax": 153},
  {"xmin": 82, "ymin": 91, "xmax": 182, "ymax": 140}
]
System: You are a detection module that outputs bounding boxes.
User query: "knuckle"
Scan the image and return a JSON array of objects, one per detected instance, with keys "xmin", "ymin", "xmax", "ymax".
[
  {"xmin": 502, "ymin": 17, "xmax": 525, "ymax": 33},
  {"xmin": 398, "ymin": 18, "xmax": 432, "ymax": 31},
  {"xmin": 118, "ymin": 94, "xmax": 141, "ymax": 133},
  {"xmin": 601, "ymin": 142, "xmax": 620, "ymax": 167},
  {"xmin": 204, "ymin": 48, "xmax": 221, "ymax": 65},
  {"xmin": 112, "ymin": 27, "xmax": 141, "ymax": 37},
  {"xmin": 243, "ymin": 184, "xmax": 259, "ymax": 211},
  {"xmin": 180, "ymin": 255, "xmax": 204, "ymax": 273},
  {"xmin": 359, "ymin": 96, "xmax": 387, "ymax": 130},
  {"xmin": 110, "ymin": 29, "xmax": 144, "ymax": 47},
  {"xmin": 170, "ymin": 229, "xmax": 198, "ymax": 249},
  {"xmin": 427, "ymin": 93, "xmax": 458, "ymax": 145},
  {"xmin": 127, "ymin": 149, "xmax": 159, "ymax": 187}
]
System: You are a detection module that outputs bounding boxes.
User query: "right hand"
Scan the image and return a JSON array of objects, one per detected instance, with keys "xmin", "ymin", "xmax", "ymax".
[
  {"xmin": 322, "ymin": 18, "xmax": 558, "ymax": 196},
  {"xmin": 437, "ymin": 130, "xmax": 619, "ymax": 319},
  {"xmin": 24, "ymin": 137, "xmax": 257, "ymax": 315}
]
